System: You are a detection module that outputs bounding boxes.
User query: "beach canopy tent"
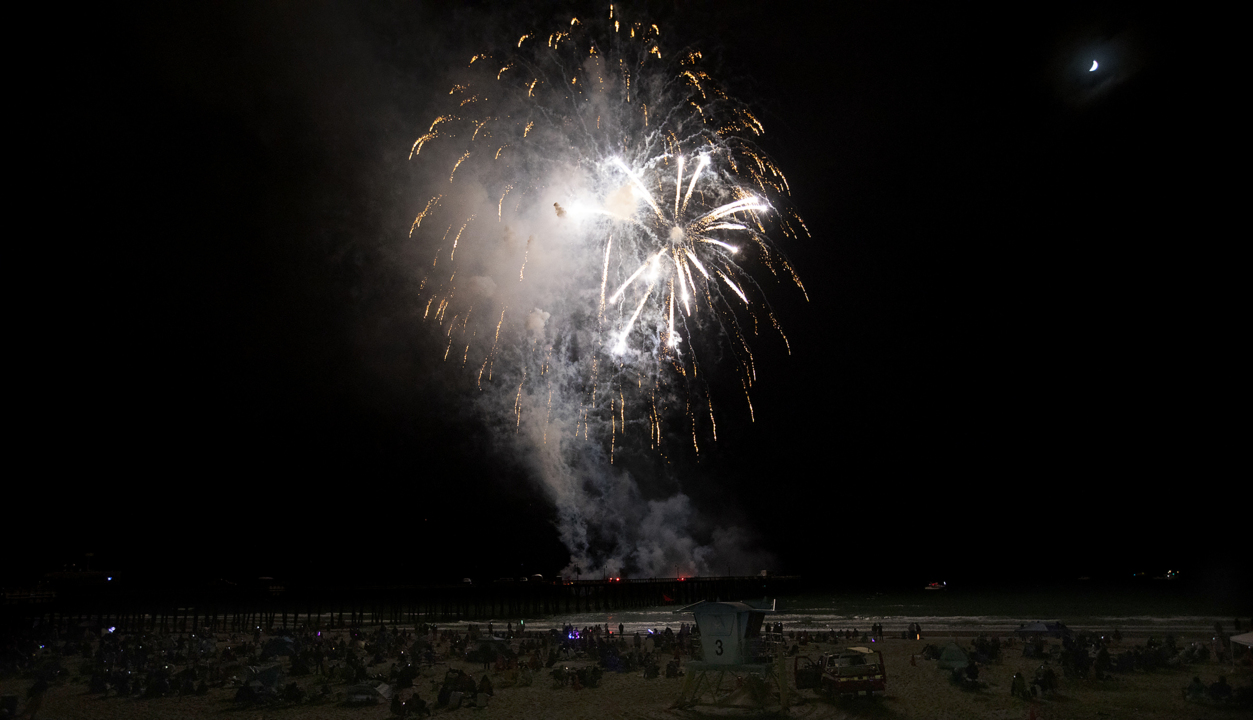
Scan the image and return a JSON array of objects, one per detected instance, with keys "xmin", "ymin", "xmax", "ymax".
[
  {"xmin": 245, "ymin": 664, "xmax": 284, "ymax": 688},
  {"xmin": 262, "ymin": 637, "xmax": 297, "ymax": 657},
  {"xmin": 1014, "ymin": 621, "xmax": 1071, "ymax": 639},
  {"xmin": 937, "ymin": 642, "xmax": 970, "ymax": 670},
  {"xmin": 344, "ymin": 683, "xmax": 392, "ymax": 704}
]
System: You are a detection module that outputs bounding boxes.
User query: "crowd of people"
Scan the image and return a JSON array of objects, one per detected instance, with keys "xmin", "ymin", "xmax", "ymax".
[
  {"xmin": 0, "ymin": 616, "xmax": 715, "ymax": 717},
  {"xmin": 929, "ymin": 623, "xmax": 1253, "ymax": 709},
  {"xmin": 3, "ymin": 614, "xmax": 1250, "ymax": 716}
]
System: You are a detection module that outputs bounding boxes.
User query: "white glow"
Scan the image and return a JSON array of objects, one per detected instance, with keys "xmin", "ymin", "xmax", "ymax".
[
  {"xmin": 1089, "ymin": 60, "xmax": 1098, "ymax": 72},
  {"xmin": 645, "ymin": 254, "xmax": 662, "ymax": 280},
  {"xmin": 684, "ymin": 249, "xmax": 710, "ymax": 278},
  {"xmin": 701, "ymin": 196, "xmax": 765, "ymax": 222},
  {"xmin": 667, "ymin": 287, "xmax": 677, "ymax": 347},
  {"xmin": 674, "ymin": 155, "xmax": 684, "ymax": 217},
  {"xmin": 681, "ymin": 154, "xmax": 710, "ymax": 214},
  {"xmin": 700, "ymin": 238, "xmax": 739, "ymax": 254},
  {"xmin": 609, "ymin": 253, "xmax": 659, "ymax": 303},
  {"xmin": 718, "ymin": 271, "xmax": 749, "ymax": 304},
  {"xmin": 611, "ymin": 157, "xmax": 663, "ymax": 219}
]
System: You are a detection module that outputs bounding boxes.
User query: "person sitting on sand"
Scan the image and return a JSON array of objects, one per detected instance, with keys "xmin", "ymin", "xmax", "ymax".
[
  {"xmin": 1031, "ymin": 637, "xmax": 1045, "ymax": 658},
  {"xmin": 1095, "ymin": 647, "xmax": 1111, "ymax": 678},
  {"xmin": 949, "ymin": 667, "xmax": 965, "ymax": 687},
  {"xmin": 1011, "ymin": 672, "xmax": 1029, "ymax": 700},
  {"xmin": 409, "ymin": 693, "xmax": 431, "ymax": 717},
  {"xmin": 1033, "ymin": 663, "xmax": 1057, "ymax": 695},
  {"xmin": 24, "ymin": 677, "xmax": 49, "ymax": 719},
  {"xmin": 1185, "ymin": 676, "xmax": 1205, "ymax": 699},
  {"xmin": 1209, "ymin": 676, "xmax": 1233, "ymax": 702}
]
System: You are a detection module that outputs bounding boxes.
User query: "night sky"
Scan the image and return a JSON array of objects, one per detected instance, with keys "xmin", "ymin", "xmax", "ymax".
[{"xmin": 21, "ymin": 2, "xmax": 1243, "ymax": 603}]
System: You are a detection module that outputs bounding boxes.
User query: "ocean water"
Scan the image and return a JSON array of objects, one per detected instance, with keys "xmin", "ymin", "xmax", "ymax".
[{"xmin": 470, "ymin": 585, "xmax": 1241, "ymax": 639}]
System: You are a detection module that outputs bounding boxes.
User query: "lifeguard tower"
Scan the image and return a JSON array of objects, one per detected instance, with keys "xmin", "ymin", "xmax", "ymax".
[{"xmin": 671, "ymin": 600, "xmax": 790, "ymax": 709}]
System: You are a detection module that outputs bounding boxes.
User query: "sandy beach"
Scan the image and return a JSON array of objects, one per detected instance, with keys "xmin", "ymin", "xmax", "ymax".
[{"xmin": 3, "ymin": 622, "xmax": 1249, "ymax": 720}]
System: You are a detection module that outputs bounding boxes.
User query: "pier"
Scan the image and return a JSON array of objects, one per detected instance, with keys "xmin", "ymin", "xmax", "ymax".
[{"xmin": 2, "ymin": 575, "xmax": 800, "ymax": 633}]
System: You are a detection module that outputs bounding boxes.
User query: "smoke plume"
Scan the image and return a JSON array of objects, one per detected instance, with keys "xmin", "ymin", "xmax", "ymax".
[{"xmin": 405, "ymin": 7, "xmax": 801, "ymax": 578}]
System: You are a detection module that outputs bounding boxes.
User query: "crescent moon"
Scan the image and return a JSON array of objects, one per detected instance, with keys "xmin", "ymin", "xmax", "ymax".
[{"xmin": 1089, "ymin": 60, "xmax": 1099, "ymax": 72}]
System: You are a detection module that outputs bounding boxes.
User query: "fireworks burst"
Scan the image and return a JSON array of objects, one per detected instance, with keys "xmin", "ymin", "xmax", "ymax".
[{"xmin": 409, "ymin": 7, "xmax": 806, "ymax": 459}]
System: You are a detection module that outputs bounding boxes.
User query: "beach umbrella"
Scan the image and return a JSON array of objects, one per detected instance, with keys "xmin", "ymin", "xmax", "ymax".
[
  {"xmin": 1015, "ymin": 622, "xmax": 1070, "ymax": 638},
  {"xmin": 1047, "ymin": 622, "xmax": 1072, "ymax": 638},
  {"xmin": 344, "ymin": 683, "xmax": 392, "ymax": 703},
  {"xmin": 1014, "ymin": 622, "xmax": 1050, "ymax": 636}
]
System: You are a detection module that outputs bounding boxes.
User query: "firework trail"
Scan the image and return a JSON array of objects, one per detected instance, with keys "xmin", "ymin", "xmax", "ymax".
[{"xmin": 408, "ymin": 6, "xmax": 805, "ymax": 577}]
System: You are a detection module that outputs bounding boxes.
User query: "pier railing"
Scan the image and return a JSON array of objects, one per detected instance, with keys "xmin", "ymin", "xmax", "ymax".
[{"xmin": 1, "ymin": 575, "xmax": 799, "ymax": 634}]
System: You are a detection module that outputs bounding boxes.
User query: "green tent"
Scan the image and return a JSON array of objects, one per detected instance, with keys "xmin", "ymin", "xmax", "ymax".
[{"xmin": 937, "ymin": 642, "xmax": 969, "ymax": 670}]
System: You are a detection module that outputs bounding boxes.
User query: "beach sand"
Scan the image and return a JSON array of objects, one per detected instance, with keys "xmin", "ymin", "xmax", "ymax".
[{"xmin": 4, "ymin": 627, "xmax": 1248, "ymax": 719}]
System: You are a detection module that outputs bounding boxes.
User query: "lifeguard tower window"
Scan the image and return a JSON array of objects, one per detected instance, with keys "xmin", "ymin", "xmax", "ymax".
[{"xmin": 705, "ymin": 613, "xmax": 733, "ymax": 636}]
